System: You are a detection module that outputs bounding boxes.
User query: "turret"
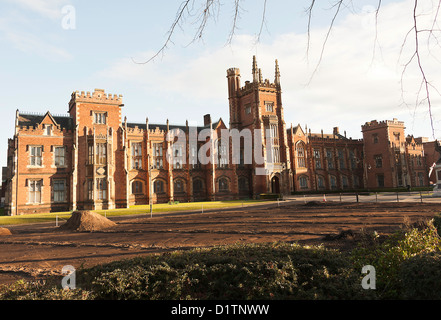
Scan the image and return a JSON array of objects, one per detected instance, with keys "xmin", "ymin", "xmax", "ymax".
[{"xmin": 252, "ymin": 55, "xmax": 259, "ymax": 83}]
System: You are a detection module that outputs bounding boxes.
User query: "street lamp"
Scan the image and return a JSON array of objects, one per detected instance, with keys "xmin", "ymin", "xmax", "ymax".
[{"xmin": 148, "ymin": 155, "xmax": 153, "ymax": 218}]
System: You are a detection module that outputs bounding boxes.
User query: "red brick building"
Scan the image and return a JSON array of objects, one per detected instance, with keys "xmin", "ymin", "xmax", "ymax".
[{"xmin": 2, "ymin": 56, "xmax": 435, "ymax": 215}]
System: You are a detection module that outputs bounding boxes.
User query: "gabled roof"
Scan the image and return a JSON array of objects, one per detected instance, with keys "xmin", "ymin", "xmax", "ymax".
[{"xmin": 17, "ymin": 111, "xmax": 74, "ymax": 131}]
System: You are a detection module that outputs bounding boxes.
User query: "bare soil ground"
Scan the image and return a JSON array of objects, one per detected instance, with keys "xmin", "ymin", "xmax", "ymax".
[{"xmin": 0, "ymin": 201, "xmax": 439, "ymax": 286}]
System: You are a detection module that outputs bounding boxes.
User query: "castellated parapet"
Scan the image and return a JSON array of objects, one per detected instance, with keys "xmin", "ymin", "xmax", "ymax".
[
  {"xmin": 362, "ymin": 118, "xmax": 405, "ymax": 131},
  {"xmin": 70, "ymin": 88, "xmax": 123, "ymax": 106}
]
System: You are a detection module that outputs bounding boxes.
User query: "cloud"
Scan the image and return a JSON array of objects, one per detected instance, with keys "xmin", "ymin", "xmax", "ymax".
[
  {"xmin": 4, "ymin": 0, "xmax": 70, "ymax": 20},
  {"xmin": 97, "ymin": 0, "xmax": 441, "ymax": 139},
  {"xmin": 0, "ymin": 0, "xmax": 73, "ymax": 60}
]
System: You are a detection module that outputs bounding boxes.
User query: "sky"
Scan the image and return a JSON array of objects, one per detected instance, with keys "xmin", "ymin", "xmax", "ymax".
[{"xmin": 1, "ymin": 0, "xmax": 441, "ymax": 176}]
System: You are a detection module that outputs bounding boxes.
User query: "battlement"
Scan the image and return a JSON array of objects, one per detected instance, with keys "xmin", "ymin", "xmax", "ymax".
[
  {"xmin": 71, "ymin": 88, "xmax": 123, "ymax": 105},
  {"xmin": 18, "ymin": 124, "xmax": 73, "ymax": 135},
  {"xmin": 227, "ymin": 68, "xmax": 240, "ymax": 77},
  {"xmin": 362, "ymin": 118, "xmax": 405, "ymax": 130}
]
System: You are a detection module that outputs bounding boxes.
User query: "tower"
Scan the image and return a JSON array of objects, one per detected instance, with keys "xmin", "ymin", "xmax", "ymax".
[
  {"xmin": 362, "ymin": 118, "xmax": 408, "ymax": 189},
  {"xmin": 68, "ymin": 89, "xmax": 126, "ymax": 210},
  {"xmin": 226, "ymin": 56, "xmax": 292, "ymax": 196}
]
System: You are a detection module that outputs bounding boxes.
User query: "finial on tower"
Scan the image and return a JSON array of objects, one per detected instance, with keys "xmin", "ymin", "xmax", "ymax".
[
  {"xmin": 252, "ymin": 55, "xmax": 259, "ymax": 83},
  {"xmin": 275, "ymin": 59, "xmax": 280, "ymax": 86}
]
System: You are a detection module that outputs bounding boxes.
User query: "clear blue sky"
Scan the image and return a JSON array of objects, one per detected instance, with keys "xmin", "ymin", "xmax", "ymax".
[{"xmin": 1, "ymin": 0, "xmax": 440, "ymax": 176}]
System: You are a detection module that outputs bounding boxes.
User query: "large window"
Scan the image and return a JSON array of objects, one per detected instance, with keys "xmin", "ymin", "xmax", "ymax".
[
  {"xmin": 349, "ymin": 150, "xmax": 356, "ymax": 169},
  {"xmin": 96, "ymin": 178, "xmax": 107, "ymax": 200},
  {"xmin": 29, "ymin": 146, "xmax": 43, "ymax": 166},
  {"xmin": 173, "ymin": 144, "xmax": 184, "ymax": 169},
  {"xmin": 87, "ymin": 179, "xmax": 93, "ymax": 200},
  {"xmin": 375, "ymin": 154, "xmax": 383, "ymax": 168},
  {"xmin": 217, "ymin": 139, "xmax": 228, "ymax": 168},
  {"xmin": 29, "ymin": 180, "xmax": 42, "ymax": 204},
  {"xmin": 330, "ymin": 175, "xmax": 337, "ymax": 189},
  {"xmin": 88, "ymin": 144, "xmax": 94, "ymax": 165},
  {"xmin": 266, "ymin": 124, "xmax": 280, "ymax": 164},
  {"xmin": 54, "ymin": 146, "xmax": 66, "ymax": 167},
  {"xmin": 338, "ymin": 150, "xmax": 345, "ymax": 169},
  {"xmin": 96, "ymin": 143, "xmax": 107, "ymax": 165},
  {"xmin": 131, "ymin": 142, "xmax": 143, "ymax": 170},
  {"xmin": 317, "ymin": 175, "xmax": 325, "ymax": 189},
  {"xmin": 153, "ymin": 143, "xmax": 163, "ymax": 169},
  {"xmin": 314, "ymin": 149, "xmax": 322, "ymax": 169},
  {"xmin": 53, "ymin": 180, "xmax": 66, "ymax": 203},
  {"xmin": 326, "ymin": 149, "xmax": 334, "ymax": 169},
  {"xmin": 342, "ymin": 175, "xmax": 349, "ymax": 189},
  {"xmin": 190, "ymin": 145, "xmax": 200, "ymax": 169},
  {"xmin": 418, "ymin": 172, "xmax": 424, "ymax": 187},
  {"xmin": 297, "ymin": 143, "xmax": 306, "ymax": 168}
]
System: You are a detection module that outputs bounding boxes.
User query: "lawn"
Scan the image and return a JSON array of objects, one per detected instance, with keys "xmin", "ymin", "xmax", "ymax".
[{"xmin": 0, "ymin": 199, "xmax": 275, "ymax": 226}]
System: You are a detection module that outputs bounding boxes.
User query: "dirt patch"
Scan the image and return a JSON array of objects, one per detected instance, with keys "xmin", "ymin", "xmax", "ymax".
[
  {"xmin": 59, "ymin": 211, "xmax": 117, "ymax": 232},
  {"xmin": 0, "ymin": 228, "xmax": 12, "ymax": 236},
  {"xmin": 0, "ymin": 201, "xmax": 439, "ymax": 286}
]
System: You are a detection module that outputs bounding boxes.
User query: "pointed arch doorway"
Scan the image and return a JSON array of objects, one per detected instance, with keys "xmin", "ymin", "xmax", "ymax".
[{"xmin": 271, "ymin": 176, "xmax": 280, "ymax": 194}]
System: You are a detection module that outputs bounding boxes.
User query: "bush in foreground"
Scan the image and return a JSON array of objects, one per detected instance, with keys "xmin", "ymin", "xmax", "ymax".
[
  {"xmin": 1, "ymin": 220, "xmax": 441, "ymax": 300},
  {"xmin": 0, "ymin": 242, "xmax": 371, "ymax": 300}
]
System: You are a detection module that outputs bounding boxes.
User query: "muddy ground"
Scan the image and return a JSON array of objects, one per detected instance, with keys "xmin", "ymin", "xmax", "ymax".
[{"xmin": 0, "ymin": 201, "xmax": 439, "ymax": 286}]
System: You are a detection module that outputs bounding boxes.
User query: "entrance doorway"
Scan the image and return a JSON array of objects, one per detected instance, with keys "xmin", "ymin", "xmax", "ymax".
[{"xmin": 271, "ymin": 176, "xmax": 280, "ymax": 194}]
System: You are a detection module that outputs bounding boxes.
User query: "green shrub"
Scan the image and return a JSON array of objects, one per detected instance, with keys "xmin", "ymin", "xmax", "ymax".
[
  {"xmin": 432, "ymin": 213, "xmax": 441, "ymax": 237},
  {"xmin": 79, "ymin": 242, "xmax": 369, "ymax": 300},
  {"xmin": 0, "ymin": 279, "xmax": 93, "ymax": 300},
  {"xmin": 399, "ymin": 252, "xmax": 441, "ymax": 299},
  {"xmin": 351, "ymin": 221, "xmax": 441, "ymax": 299}
]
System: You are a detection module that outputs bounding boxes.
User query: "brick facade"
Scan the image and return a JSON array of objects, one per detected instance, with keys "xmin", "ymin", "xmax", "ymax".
[{"xmin": 2, "ymin": 56, "xmax": 436, "ymax": 215}]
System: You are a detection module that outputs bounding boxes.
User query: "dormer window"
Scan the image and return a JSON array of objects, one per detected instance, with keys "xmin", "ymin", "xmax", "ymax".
[
  {"xmin": 94, "ymin": 112, "xmax": 107, "ymax": 124},
  {"xmin": 44, "ymin": 125, "xmax": 53, "ymax": 136}
]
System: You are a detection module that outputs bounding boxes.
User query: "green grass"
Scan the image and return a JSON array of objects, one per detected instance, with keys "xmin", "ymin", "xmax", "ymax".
[{"xmin": 0, "ymin": 199, "xmax": 274, "ymax": 226}]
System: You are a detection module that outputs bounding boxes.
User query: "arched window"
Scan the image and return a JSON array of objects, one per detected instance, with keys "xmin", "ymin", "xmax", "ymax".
[
  {"xmin": 299, "ymin": 176, "xmax": 308, "ymax": 189},
  {"xmin": 317, "ymin": 175, "xmax": 325, "ymax": 189},
  {"xmin": 330, "ymin": 175, "xmax": 337, "ymax": 189},
  {"xmin": 132, "ymin": 180, "xmax": 143, "ymax": 194},
  {"xmin": 174, "ymin": 179, "xmax": 185, "ymax": 193},
  {"xmin": 154, "ymin": 180, "xmax": 165, "ymax": 193},
  {"xmin": 218, "ymin": 177, "xmax": 229, "ymax": 191},
  {"xmin": 193, "ymin": 178, "xmax": 204, "ymax": 194},
  {"xmin": 238, "ymin": 177, "xmax": 248, "ymax": 191},
  {"xmin": 341, "ymin": 175, "xmax": 349, "ymax": 189}
]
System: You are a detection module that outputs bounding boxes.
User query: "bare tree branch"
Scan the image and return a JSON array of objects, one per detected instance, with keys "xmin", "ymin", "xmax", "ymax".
[
  {"xmin": 307, "ymin": 0, "xmax": 343, "ymax": 85},
  {"xmin": 255, "ymin": 0, "xmax": 268, "ymax": 44},
  {"xmin": 132, "ymin": 0, "xmax": 193, "ymax": 64},
  {"xmin": 227, "ymin": 0, "xmax": 242, "ymax": 45}
]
